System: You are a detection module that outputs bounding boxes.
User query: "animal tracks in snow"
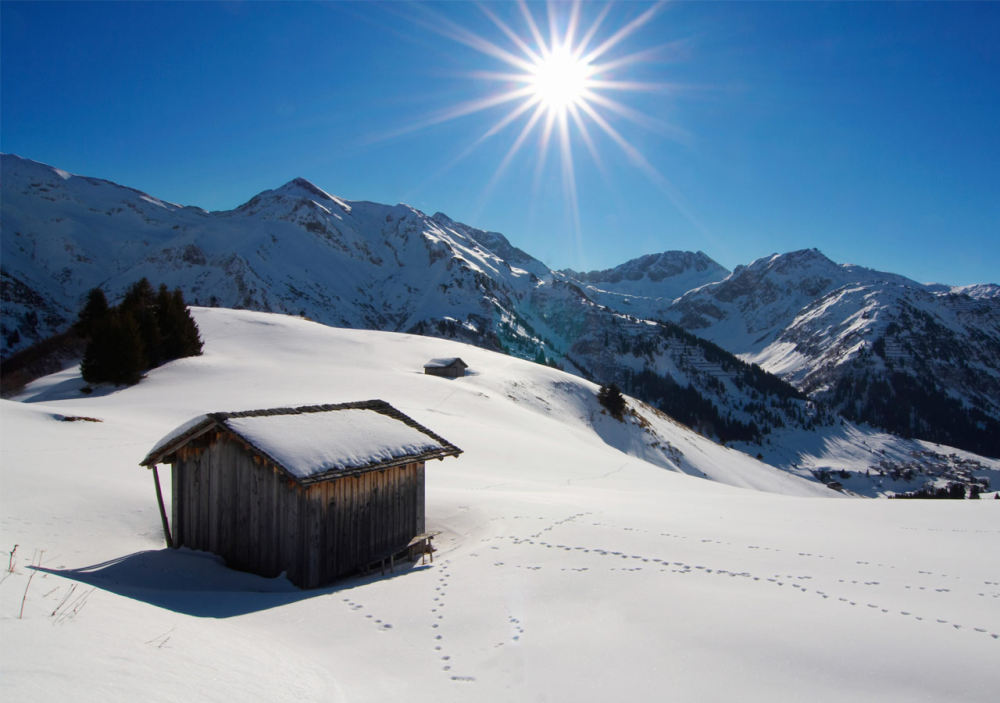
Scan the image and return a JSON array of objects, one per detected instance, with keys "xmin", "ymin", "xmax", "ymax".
[
  {"xmin": 477, "ymin": 512, "xmax": 1000, "ymax": 644},
  {"xmin": 325, "ymin": 510, "xmax": 997, "ymax": 689},
  {"xmin": 334, "ymin": 508, "xmax": 996, "ymax": 695},
  {"xmin": 507, "ymin": 615, "xmax": 525, "ymax": 642},
  {"xmin": 423, "ymin": 561, "xmax": 478, "ymax": 684},
  {"xmin": 339, "ymin": 597, "xmax": 394, "ymax": 632}
]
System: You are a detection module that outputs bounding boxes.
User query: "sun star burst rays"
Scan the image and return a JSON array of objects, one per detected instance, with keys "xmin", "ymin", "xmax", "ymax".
[{"xmin": 391, "ymin": 0, "xmax": 692, "ymax": 247}]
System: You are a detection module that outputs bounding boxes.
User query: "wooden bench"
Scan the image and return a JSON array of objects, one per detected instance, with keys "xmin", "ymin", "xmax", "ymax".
[
  {"xmin": 406, "ymin": 531, "xmax": 439, "ymax": 565},
  {"xmin": 361, "ymin": 531, "xmax": 440, "ymax": 576}
]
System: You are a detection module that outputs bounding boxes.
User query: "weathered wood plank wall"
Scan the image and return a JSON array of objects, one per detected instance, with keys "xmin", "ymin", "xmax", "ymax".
[{"xmin": 169, "ymin": 434, "xmax": 426, "ymax": 588}]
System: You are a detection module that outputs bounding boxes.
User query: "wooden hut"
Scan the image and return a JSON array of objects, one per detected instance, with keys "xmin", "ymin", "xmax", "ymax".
[
  {"xmin": 139, "ymin": 400, "xmax": 461, "ymax": 588},
  {"xmin": 423, "ymin": 357, "xmax": 469, "ymax": 378}
]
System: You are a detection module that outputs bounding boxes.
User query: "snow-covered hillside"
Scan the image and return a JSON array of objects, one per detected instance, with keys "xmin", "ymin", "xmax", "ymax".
[
  {"xmin": 0, "ymin": 154, "xmax": 828, "ymax": 451},
  {"xmin": 1, "ymin": 308, "xmax": 997, "ymax": 702}
]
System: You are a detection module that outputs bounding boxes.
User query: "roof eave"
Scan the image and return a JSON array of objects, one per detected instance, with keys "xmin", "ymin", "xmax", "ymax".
[
  {"xmin": 139, "ymin": 401, "xmax": 463, "ymax": 484},
  {"xmin": 297, "ymin": 447, "xmax": 462, "ymax": 486},
  {"xmin": 139, "ymin": 418, "xmax": 220, "ymax": 467}
]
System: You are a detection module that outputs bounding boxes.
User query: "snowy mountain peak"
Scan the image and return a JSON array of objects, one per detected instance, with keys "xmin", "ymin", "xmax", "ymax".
[
  {"xmin": 277, "ymin": 177, "xmax": 347, "ymax": 207},
  {"xmin": 732, "ymin": 249, "xmax": 853, "ymax": 282},
  {"xmin": 566, "ymin": 250, "xmax": 728, "ymax": 286},
  {"xmin": 754, "ymin": 247, "xmax": 834, "ymax": 272},
  {"xmin": 558, "ymin": 249, "xmax": 729, "ymax": 315},
  {"xmin": 2, "ymin": 152, "xmax": 62, "ymax": 181},
  {"xmin": 238, "ymin": 176, "xmax": 352, "ymax": 215},
  {"xmin": 669, "ymin": 248, "xmax": 921, "ymax": 348},
  {"xmin": 950, "ymin": 283, "xmax": 1000, "ymax": 299},
  {"xmin": 1, "ymin": 152, "xmax": 182, "ymax": 213},
  {"xmin": 734, "ymin": 248, "xmax": 916, "ymax": 290}
]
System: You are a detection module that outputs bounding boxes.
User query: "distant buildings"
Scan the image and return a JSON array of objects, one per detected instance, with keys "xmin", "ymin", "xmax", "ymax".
[{"xmin": 423, "ymin": 357, "xmax": 469, "ymax": 378}]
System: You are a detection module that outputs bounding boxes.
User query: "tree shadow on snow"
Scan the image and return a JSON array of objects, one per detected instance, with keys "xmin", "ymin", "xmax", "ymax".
[
  {"xmin": 34, "ymin": 547, "xmax": 428, "ymax": 618},
  {"xmin": 16, "ymin": 373, "xmax": 122, "ymax": 403}
]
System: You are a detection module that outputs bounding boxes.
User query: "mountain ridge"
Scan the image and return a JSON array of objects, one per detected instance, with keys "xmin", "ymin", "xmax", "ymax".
[
  {"xmin": 567, "ymin": 245, "xmax": 1000, "ymax": 457},
  {"xmin": 1, "ymin": 154, "xmax": 816, "ymax": 450},
  {"xmin": 3, "ymin": 152, "xmax": 998, "ymax": 460}
]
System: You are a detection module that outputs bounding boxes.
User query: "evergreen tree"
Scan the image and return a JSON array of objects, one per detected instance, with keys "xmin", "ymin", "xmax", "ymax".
[
  {"xmin": 76, "ymin": 287, "xmax": 110, "ymax": 336},
  {"xmin": 170, "ymin": 288, "xmax": 203, "ymax": 357},
  {"xmin": 110, "ymin": 312, "xmax": 146, "ymax": 385},
  {"xmin": 598, "ymin": 383, "xmax": 627, "ymax": 420},
  {"xmin": 78, "ymin": 278, "xmax": 201, "ymax": 386},
  {"xmin": 121, "ymin": 278, "xmax": 155, "ymax": 312},
  {"xmin": 80, "ymin": 319, "xmax": 112, "ymax": 383},
  {"xmin": 121, "ymin": 278, "xmax": 162, "ymax": 366},
  {"xmin": 155, "ymin": 284, "xmax": 181, "ymax": 360},
  {"xmin": 81, "ymin": 311, "xmax": 146, "ymax": 385}
]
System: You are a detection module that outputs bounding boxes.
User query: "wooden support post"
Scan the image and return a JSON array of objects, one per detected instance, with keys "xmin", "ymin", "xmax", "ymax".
[{"xmin": 152, "ymin": 466, "xmax": 174, "ymax": 548}]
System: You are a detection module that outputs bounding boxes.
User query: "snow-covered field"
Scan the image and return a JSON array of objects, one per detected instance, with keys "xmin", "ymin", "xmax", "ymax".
[{"xmin": 2, "ymin": 308, "xmax": 997, "ymax": 701}]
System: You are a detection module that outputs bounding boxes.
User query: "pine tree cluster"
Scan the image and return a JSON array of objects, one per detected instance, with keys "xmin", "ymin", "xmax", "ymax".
[
  {"xmin": 598, "ymin": 382, "xmax": 627, "ymax": 421},
  {"xmin": 78, "ymin": 279, "xmax": 203, "ymax": 386}
]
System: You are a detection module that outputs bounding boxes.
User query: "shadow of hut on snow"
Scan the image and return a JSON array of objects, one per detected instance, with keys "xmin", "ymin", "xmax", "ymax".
[{"xmin": 34, "ymin": 547, "xmax": 429, "ymax": 618}]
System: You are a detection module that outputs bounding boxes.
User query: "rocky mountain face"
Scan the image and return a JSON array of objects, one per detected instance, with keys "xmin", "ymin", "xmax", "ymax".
[
  {"xmin": 566, "ymin": 248, "xmax": 1000, "ymax": 458},
  {"xmin": 1, "ymin": 154, "xmax": 818, "ymax": 446}
]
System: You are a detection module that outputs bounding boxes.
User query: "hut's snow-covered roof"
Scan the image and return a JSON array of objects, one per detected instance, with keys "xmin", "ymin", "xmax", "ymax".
[
  {"xmin": 140, "ymin": 400, "xmax": 461, "ymax": 483},
  {"xmin": 227, "ymin": 411, "xmax": 442, "ymax": 480},
  {"xmin": 423, "ymin": 357, "xmax": 468, "ymax": 369}
]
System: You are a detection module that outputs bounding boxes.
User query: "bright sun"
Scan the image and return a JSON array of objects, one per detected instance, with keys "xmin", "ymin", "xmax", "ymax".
[
  {"xmin": 399, "ymin": 0, "xmax": 680, "ymax": 241},
  {"xmin": 530, "ymin": 46, "xmax": 593, "ymax": 112}
]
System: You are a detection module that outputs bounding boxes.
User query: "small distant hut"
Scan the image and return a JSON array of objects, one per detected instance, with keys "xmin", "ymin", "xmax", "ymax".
[
  {"xmin": 423, "ymin": 357, "xmax": 468, "ymax": 378},
  {"xmin": 139, "ymin": 400, "xmax": 461, "ymax": 588}
]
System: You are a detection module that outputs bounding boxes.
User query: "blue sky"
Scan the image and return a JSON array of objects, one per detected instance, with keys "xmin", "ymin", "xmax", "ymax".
[{"xmin": 2, "ymin": 1, "xmax": 997, "ymax": 285}]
